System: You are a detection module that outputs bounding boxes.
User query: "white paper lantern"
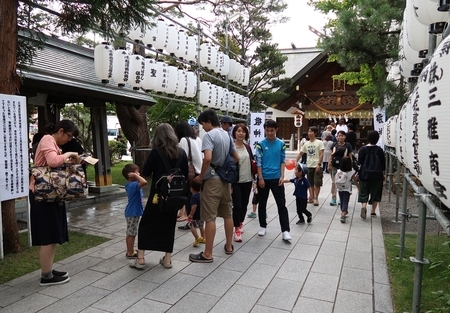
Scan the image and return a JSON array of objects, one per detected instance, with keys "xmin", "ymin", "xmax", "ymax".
[
  {"xmin": 142, "ymin": 57, "xmax": 158, "ymax": 92},
  {"xmin": 420, "ymin": 35, "xmax": 450, "ymax": 206},
  {"xmin": 166, "ymin": 24, "xmax": 178, "ymax": 55},
  {"xmin": 216, "ymin": 51, "xmax": 225, "ymax": 75},
  {"xmin": 112, "ymin": 48, "xmax": 130, "ymax": 87},
  {"xmin": 242, "ymin": 66, "xmax": 250, "ymax": 86},
  {"xmin": 154, "ymin": 60, "xmax": 168, "ymax": 93},
  {"xmin": 199, "ymin": 81, "xmax": 213, "ymax": 107},
  {"xmin": 405, "ymin": 2, "xmax": 429, "ymax": 52},
  {"xmin": 154, "ymin": 19, "xmax": 168, "ymax": 51},
  {"xmin": 234, "ymin": 63, "xmax": 243, "ymax": 84},
  {"xmin": 228, "ymin": 91, "xmax": 237, "ymax": 113},
  {"xmin": 175, "ymin": 69, "xmax": 187, "ymax": 97},
  {"xmin": 243, "ymin": 96, "xmax": 250, "ymax": 115},
  {"xmin": 94, "ymin": 42, "xmax": 114, "ymax": 83},
  {"xmin": 185, "ymin": 71, "xmax": 197, "ymax": 98},
  {"xmin": 165, "ymin": 65, "xmax": 178, "ymax": 94},
  {"xmin": 405, "ymin": 84, "xmax": 421, "ymax": 177},
  {"xmin": 220, "ymin": 54, "xmax": 230, "ymax": 76},
  {"xmin": 228, "ymin": 59, "xmax": 237, "ymax": 82},
  {"xmin": 176, "ymin": 30, "xmax": 188, "ymax": 60},
  {"xmin": 143, "ymin": 26, "xmax": 158, "ymax": 48},
  {"xmin": 210, "ymin": 84, "xmax": 218, "ymax": 108},
  {"xmin": 128, "ymin": 54, "xmax": 145, "ymax": 90},
  {"xmin": 221, "ymin": 89, "xmax": 229, "ymax": 110},
  {"xmin": 215, "ymin": 86, "xmax": 224, "ymax": 109},
  {"xmin": 199, "ymin": 42, "xmax": 218, "ymax": 70},
  {"xmin": 128, "ymin": 25, "xmax": 145, "ymax": 42},
  {"xmin": 413, "ymin": 0, "xmax": 448, "ymax": 26},
  {"xmin": 186, "ymin": 35, "xmax": 198, "ymax": 63}
]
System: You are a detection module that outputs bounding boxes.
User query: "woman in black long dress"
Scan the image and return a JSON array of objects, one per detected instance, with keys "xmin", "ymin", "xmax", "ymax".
[{"xmin": 129, "ymin": 123, "xmax": 188, "ymax": 269}]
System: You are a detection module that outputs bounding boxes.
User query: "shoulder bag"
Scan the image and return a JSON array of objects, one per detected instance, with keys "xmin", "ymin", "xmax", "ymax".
[{"xmin": 185, "ymin": 137, "xmax": 196, "ymax": 181}]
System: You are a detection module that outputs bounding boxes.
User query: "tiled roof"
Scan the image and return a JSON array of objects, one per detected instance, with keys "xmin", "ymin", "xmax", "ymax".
[{"xmin": 18, "ymin": 32, "xmax": 156, "ymax": 106}]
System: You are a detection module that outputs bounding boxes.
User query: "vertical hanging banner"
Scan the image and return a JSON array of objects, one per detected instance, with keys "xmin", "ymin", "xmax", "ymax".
[
  {"xmin": 373, "ymin": 106, "xmax": 386, "ymax": 150},
  {"xmin": 0, "ymin": 94, "xmax": 29, "ymax": 201},
  {"xmin": 249, "ymin": 113, "xmax": 265, "ymax": 154}
]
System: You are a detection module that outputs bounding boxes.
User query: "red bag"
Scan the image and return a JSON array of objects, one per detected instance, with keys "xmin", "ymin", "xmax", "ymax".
[{"xmin": 185, "ymin": 137, "xmax": 196, "ymax": 181}]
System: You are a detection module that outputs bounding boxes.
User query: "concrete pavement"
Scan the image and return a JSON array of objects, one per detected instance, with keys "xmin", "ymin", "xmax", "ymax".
[{"xmin": 0, "ymin": 171, "xmax": 393, "ymax": 313}]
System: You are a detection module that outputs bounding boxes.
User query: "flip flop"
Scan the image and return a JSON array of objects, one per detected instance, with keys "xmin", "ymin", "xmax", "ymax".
[
  {"xmin": 224, "ymin": 244, "xmax": 234, "ymax": 255},
  {"xmin": 125, "ymin": 251, "xmax": 138, "ymax": 259},
  {"xmin": 189, "ymin": 252, "xmax": 213, "ymax": 263}
]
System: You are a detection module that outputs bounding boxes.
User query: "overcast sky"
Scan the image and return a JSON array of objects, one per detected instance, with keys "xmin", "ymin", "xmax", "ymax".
[{"xmin": 270, "ymin": 1, "xmax": 330, "ymax": 49}]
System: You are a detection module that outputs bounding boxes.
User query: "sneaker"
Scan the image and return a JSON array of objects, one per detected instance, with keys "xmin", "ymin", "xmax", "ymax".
[
  {"xmin": 234, "ymin": 230, "xmax": 242, "ymax": 242},
  {"xmin": 340, "ymin": 216, "xmax": 346, "ymax": 223},
  {"xmin": 247, "ymin": 212, "xmax": 257, "ymax": 218},
  {"xmin": 282, "ymin": 231, "xmax": 292, "ymax": 241},
  {"xmin": 360, "ymin": 206, "xmax": 367, "ymax": 219},
  {"xmin": 193, "ymin": 237, "xmax": 203, "ymax": 247},
  {"xmin": 178, "ymin": 223, "xmax": 190, "ymax": 230},
  {"xmin": 296, "ymin": 220, "xmax": 305, "ymax": 224},
  {"xmin": 307, "ymin": 216, "xmax": 312, "ymax": 224},
  {"xmin": 258, "ymin": 227, "xmax": 266, "ymax": 236},
  {"xmin": 330, "ymin": 198, "xmax": 337, "ymax": 206},
  {"xmin": 52, "ymin": 269, "xmax": 69, "ymax": 277},
  {"xmin": 239, "ymin": 223, "xmax": 244, "ymax": 234},
  {"xmin": 40, "ymin": 275, "xmax": 70, "ymax": 286}
]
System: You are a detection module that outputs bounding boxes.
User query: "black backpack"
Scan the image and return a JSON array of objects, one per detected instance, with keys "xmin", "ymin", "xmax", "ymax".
[
  {"xmin": 359, "ymin": 147, "xmax": 383, "ymax": 180},
  {"xmin": 155, "ymin": 148, "xmax": 188, "ymax": 212}
]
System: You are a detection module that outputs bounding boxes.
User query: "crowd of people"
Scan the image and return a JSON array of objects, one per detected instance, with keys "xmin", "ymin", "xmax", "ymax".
[{"xmin": 29, "ymin": 114, "xmax": 385, "ymax": 287}]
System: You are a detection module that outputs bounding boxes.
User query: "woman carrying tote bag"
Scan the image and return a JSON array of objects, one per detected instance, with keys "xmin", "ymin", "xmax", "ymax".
[{"xmin": 30, "ymin": 120, "xmax": 81, "ymax": 286}]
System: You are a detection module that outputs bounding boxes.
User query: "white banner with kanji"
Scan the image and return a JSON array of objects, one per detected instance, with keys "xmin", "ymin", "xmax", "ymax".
[
  {"xmin": 249, "ymin": 113, "xmax": 265, "ymax": 154},
  {"xmin": 373, "ymin": 107, "xmax": 386, "ymax": 150}
]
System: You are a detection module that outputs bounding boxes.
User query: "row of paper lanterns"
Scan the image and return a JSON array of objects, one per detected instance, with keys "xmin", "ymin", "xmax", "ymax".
[
  {"xmin": 125, "ymin": 19, "xmax": 250, "ymax": 86},
  {"xmin": 198, "ymin": 81, "xmax": 250, "ymax": 115},
  {"xmin": 384, "ymin": 32, "xmax": 450, "ymax": 208},
  {"xmin": 94, "ymin": 43, "xmax": 197, "ymax": 97},
  {"xmin": 398, "ymin": 0, "xmax": 448, "ymax": 79}
]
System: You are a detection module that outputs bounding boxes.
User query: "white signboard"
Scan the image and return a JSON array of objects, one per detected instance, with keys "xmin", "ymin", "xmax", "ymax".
[
  {"xmin": 249, "ymin": 113, "xmax": 265, "ymax": 154},
  {"xmin": 373, "ymin": 107, "xmax": 386, "ymax": 150},
  {"xmin": 0, "ymin": 94, "xmax": 29, "ymax": 201}
]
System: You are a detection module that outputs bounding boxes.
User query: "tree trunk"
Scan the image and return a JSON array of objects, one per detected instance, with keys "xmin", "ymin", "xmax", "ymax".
[
  {"xmin": 115, "ymin": 103, "xmax": 150, "ymax": 170},
  {"xmin": 0, "ymin": 0, "xmax": 22, "ymax": 253}
]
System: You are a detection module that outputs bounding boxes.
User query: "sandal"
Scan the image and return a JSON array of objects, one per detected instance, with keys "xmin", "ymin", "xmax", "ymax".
[
  {"xmin": 159, "ymin": 257, "xmax": 172, "ymax": 269},
  {"xmin": 224, "ymin": 244, "xmax": 234, "ymax": 255},
  {"xmin": 189, "ymin": 252, "xmax": 213, "ymax": 263},
  {"xmin": 129, "ymin": 258, "xmax": 145, "ymax": 269},
  {"xmin": 307, "ymin": 199, "xmax": 314, "ymax": 203},
  {"xmin": 125, "ymin": 250, "xmax": 138, "ymax": 259}
]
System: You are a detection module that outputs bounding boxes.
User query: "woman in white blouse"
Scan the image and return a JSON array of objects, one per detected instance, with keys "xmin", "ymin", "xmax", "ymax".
[{"xmin": 174, "ymin": 121, "xmax": 203, "ymax": 224}]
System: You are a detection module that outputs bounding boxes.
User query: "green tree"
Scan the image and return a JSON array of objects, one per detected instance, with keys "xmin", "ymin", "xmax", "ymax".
[
  {"xmin": 309, "ymin": 0, "xmax": 407, "ymax": 113},
  {"xmin": 212, "ymin": 0, "xmax": 292, "ymax": 110}
]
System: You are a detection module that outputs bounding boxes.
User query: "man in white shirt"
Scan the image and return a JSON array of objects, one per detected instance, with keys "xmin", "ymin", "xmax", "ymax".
[{"xmin": 335, "ymin": 118, "xmax": 348, "ymax": 134}]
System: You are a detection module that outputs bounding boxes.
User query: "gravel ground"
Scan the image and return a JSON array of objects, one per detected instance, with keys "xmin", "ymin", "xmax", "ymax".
[{"xmin": 379, "ymin": 185, "xmax": 446, "ymax": 235}]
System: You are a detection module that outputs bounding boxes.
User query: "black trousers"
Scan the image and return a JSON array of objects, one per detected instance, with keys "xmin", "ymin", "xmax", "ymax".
[
  {"xmin": 257, "ymin": 179, "xmax": 290, "ymax": 232},
  {"xmin": 296, "ymin": 198, "xmax": 311, "ymax": 222},
  {"xmin": 232, "ymin": 181, "xmax": 252, "ymax": 227}
]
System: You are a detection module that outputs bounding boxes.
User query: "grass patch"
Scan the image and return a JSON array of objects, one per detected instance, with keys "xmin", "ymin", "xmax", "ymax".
[
  {"xmin": 384, "ymin": 234, "xmax": 450, "ymax": 313},
  {"xmin": 0, "ymin": 231, "xmax": 109, "ymax": 284},
  {"xmin": 86, "ymin": 160, "xmax": 132, "ymax": 186}
]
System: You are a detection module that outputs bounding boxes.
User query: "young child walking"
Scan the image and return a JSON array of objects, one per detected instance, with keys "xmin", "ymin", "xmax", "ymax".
[
  {"xmin": 188, "ymin": 180, "xmax": 206, "ymax": 247},
  {"xmin": 335, "ymin": 156, "xmax": 360, "ymax": 223},
  {"xmin": 247, "ymin": 175, "xmax": 259, "ymax": 218},
  {"xmin": 284, "ymin": 162, "xmax": 313, "ymax": 224},
  {"xmin": 122, "ymin": 164, "xmax": 147, "ymax": 258}
]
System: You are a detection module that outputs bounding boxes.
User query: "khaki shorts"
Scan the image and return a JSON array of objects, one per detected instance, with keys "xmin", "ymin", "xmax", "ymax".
[
  {"xmin": 307, "ymin": 167, "xmax": 323, "ymax": 187},
  {"xmin": 200, "ymin": 178, "xmax": 232, "ymax": 222}
]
